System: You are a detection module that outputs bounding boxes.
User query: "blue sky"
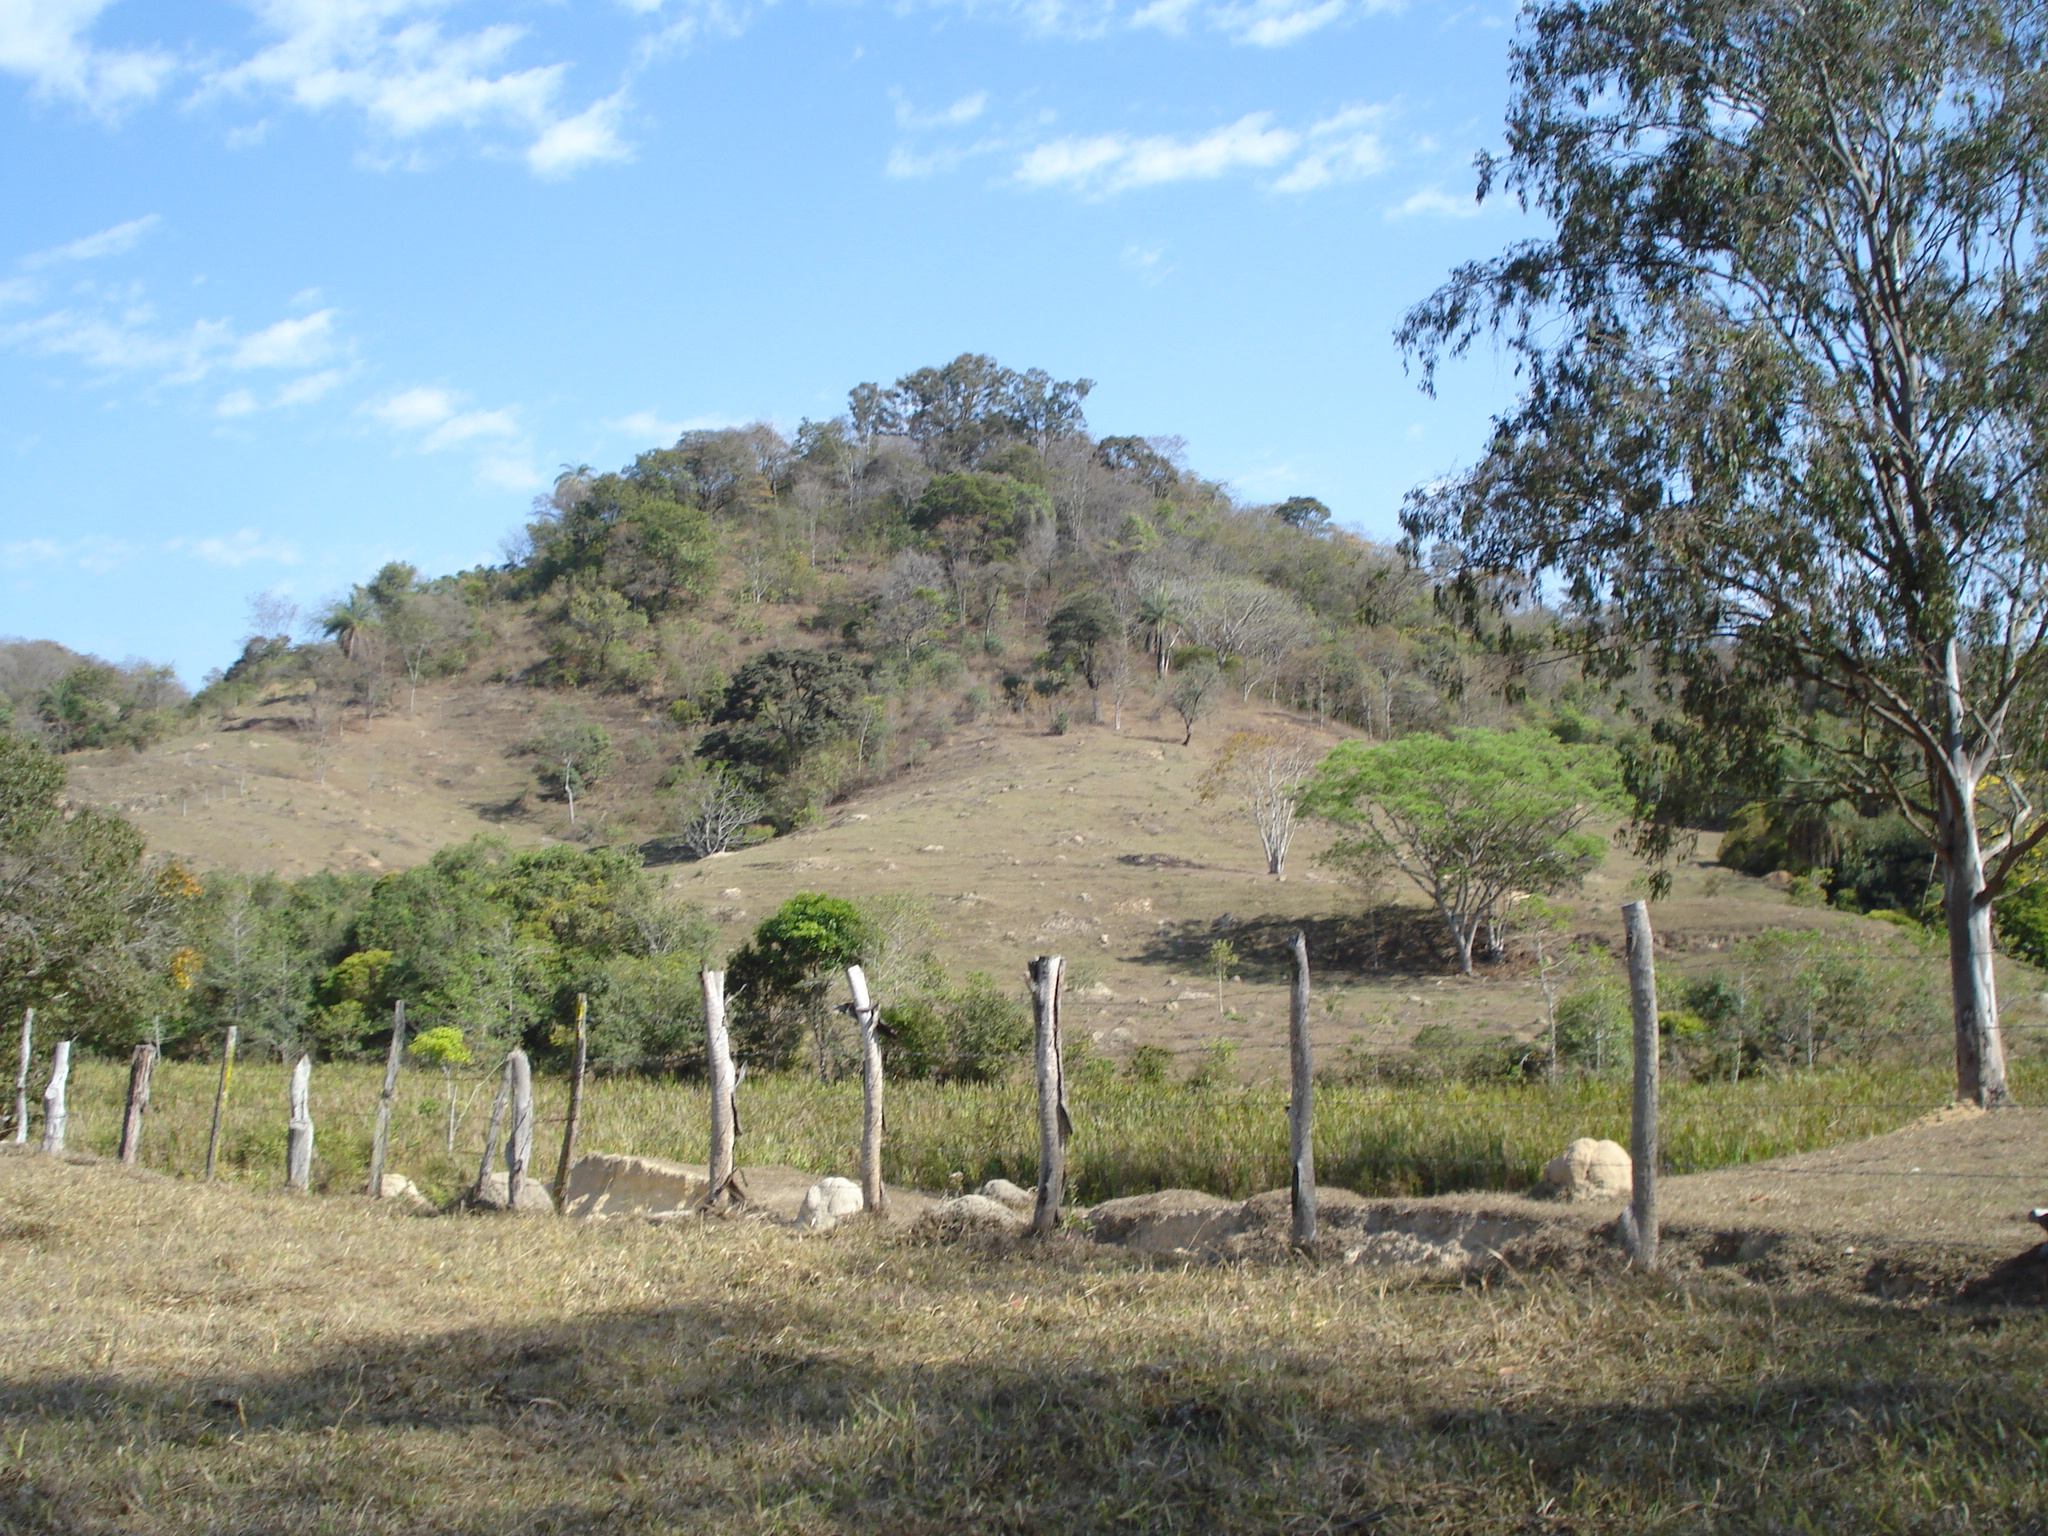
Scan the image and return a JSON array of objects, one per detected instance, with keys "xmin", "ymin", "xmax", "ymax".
[{"xmin": 1, "ymin": 0, "xmax": 1533, "ymax": 683}]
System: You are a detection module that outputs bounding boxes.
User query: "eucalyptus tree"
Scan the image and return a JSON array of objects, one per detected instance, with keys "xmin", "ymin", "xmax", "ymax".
[{"xmin": 1400, "ymin": 0, "xmax": 2048, "ymax": 1104}]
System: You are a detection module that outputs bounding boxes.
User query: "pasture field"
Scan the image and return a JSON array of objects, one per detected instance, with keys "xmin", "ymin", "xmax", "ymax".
[
  {"xmin": 3, "ymin": 1145, "xmax": 2048, "ymax": 1535},
  {"xmin": 43, "ymin": 1054, "xmax": 2046, "ymax": 1209}
]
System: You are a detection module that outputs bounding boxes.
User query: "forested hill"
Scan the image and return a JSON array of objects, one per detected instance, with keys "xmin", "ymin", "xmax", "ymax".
[{"xmin": 4, "ymin": 350, "xmax": 1602, "ymax": 854}]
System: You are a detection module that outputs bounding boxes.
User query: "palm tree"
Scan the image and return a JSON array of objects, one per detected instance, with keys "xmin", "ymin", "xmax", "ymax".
[
  {"xmin": 319, "ymin": 591, "xmax": 378, "ymax": 658},
  {"xmin": 1135, "ymin": 588, "xmax": 1182, "ymax": 677}
]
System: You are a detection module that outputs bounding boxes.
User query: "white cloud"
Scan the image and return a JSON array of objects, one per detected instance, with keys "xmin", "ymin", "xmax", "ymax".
[
  {"xmin": 369, "ymin": 384, "xmax": 534, "ymax": 487},
  {"xmin": 1272, "ymin": 102, "xmax": 1388, "ymax": 191},
  {"xmin": 21, "ymin": 214, "xmax": 161, "ymax": 268},
  {"xmin": 369, "ymin": 385, "xmax": 458, "ymax": 432},
  {"xmin": 527, "ymin": 89, "xmax": 632, "ymax": 177},
  {"xmin": 1387, "ymin": 184, "xmax": 1480, "ymax": 219},
  {"xmin": 1214, "ymin": 0, "xmax": 1346, "ymax": 46},
  {"xmin": 1, "ymin": 534, "xmax": 139, "ymax": 573},
  {"xmin": 216, "ymin": 388, "xmax": 260, "ymax": 418},
  {"xmin": 0, "ymin": 0, "xmax": 177, "ymax": 116},
  {"xmin": 229, "ymin": 308, "xmax": 337, "ymax": 370},
  {"xmin": 1017, "ymin": 113, "xmax": 1300, "ymax": 195},
  {"xmin": 610, "ymin": 409, "xmax": 686, "ymax": 442},
  {"xmin": 422, "ymin": 407, "xmax": 518, "ymax": 451},
  {"xmin": 894, "ymin": 89, "xmax": 988, "ymax": 130},
  {"xmin": 1130, "ymin": 0, "xmax": 1200, "ymax": 33},
  {"xmin": 1120, "ymin": 242, "xmax": 1169, "ymax": 282},
  {"xmin": 168, "ymin": 529, "xmax": 302, "ymax": 567},
  {"xmin": 276, "ymin": 366, "xmax": 348, "ymax": 404}
]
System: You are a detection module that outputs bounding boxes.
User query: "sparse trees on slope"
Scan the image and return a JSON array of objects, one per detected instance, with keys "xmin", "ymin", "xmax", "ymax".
[
  {"xmin": 1198, "ymin": 730, "xmax": 1325, "ymax": 879},
  {"xmin": 1399, "ymin": 0, "xmax": 2048, "ymax": 1103}
]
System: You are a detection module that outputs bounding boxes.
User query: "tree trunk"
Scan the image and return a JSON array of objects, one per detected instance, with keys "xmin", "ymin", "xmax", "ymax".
[{"xmin": 1939, "ymin": 803, "xmax": 2011, "ymax": 1106}]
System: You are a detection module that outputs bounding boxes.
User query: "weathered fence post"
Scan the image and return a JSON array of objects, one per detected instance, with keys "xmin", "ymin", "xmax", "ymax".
[
  {"xmin": 11, "ymin": 1007, "xmax": 32, "ymax": 1145},
  {"xmin": 552, "ymin": 993, "xmax": 589, "ymax": 1212},
  {"xmin": 203, "ymin": 1025, "xmax": 237, "ymax": 1181},
  {"xmin": 116, "ymin": 1042, "xmax": 157, "ymax": 1166},
  {"xmin": 1623, "ymin": 900, "xmax": 1660, "ymax": 1270},
  {"xmin": 504, "ymin": 1048, "xmax": 533, "ymax": 1209},
  {"xmin": 703, "ymin": 969, "xmax": 738, "ymax": 1210},
  {"xmin": 367, "ymin": 999, "xmax": 406, "ymax": 1197},
  {"xmin": 473, "ymin": 1055, "xmax": 512, "ymax": 1205},
  {"xmin": 285, "ymin": 1054, "xmax": 314, "ymax": 1193},
  {"xmin": 39, "ymin": 1040, "xmax": 70, "ymax": 1154},
  {"xmin": 1029, "ymin": 955, "xmax": 1069, "ymax": 1237},
  {"xmin": 846, "ymin": 964, "xmax": 886, "ymax": 1215},
  {"xmin": 1288, "ymin": 930, "xmax": 1317, "ymax": 1248}
]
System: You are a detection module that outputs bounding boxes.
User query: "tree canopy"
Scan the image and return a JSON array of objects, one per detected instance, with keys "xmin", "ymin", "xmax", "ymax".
[{"xmin": 1399, "ymin": 0, "xmax": 2048, "ymax": 1104}]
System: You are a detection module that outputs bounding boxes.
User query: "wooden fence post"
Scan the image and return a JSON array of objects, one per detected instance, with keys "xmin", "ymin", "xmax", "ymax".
[
  {"xmin": 505, "ymin": 1049, "xmax": 534, "ymax": 1209},
  {"xmin": 552, "ymin": 993, "xmax": 589, "ymax": 1212},
  {"xmin": 203, "ymin": 1026, "xmax": 238, "ymax": 1181},
  {"xmin": 703, "ymin": 969, "xmax": 738, "ymax": 1210},
  {"xmin": 117, "ymin": 1042, "xmax": 157, "ymax": 1165},
  {"xmin": 473, "ymin": 1054, "xmax": 512, "ymax": 1203},
  {"xmin": 11, "ymin": 1007, "xmax": 32, "ymax": 1145},
  {"xmin": 1288, "ymin": 930, "xmax": 1317, "ymax": 1248},
  {"xmin": 285, "ymin": 1054, "xmax": 314, "ymax": 1193},
  {"xmin": 1029, "ymin": 955, "xmax": 1069, "ymax": 1237},
  {"xmin": 39, "ymin": 1040, "xmax": 70, "ymax": 1154},
  {"xmin": 367, "ymin": 999, "xmax": 406, "ymax": 1197},
  {"xmin": 846, "ymin": 965, "xmax": 886, "ymax": 1215},
  {"xmin": 1623, "ymin": 900, "xmax": 1660, "ymax": 1270}
]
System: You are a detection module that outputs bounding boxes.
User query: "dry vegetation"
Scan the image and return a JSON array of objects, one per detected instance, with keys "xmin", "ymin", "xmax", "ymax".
[{"xmin": 2, "ymin": 1149, "xmax": 2046, "ymax": 1535}]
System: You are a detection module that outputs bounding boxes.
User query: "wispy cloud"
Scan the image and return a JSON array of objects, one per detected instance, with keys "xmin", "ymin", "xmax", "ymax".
[
  {"xmin": 1, "ymin": 534, "xmax": 140, "ymax": 574},
  {"xmin": 367, "ymin": 385, "xmax": 540, "ymax": 488},
  {"xmin": 893, "ymin": 88, "xmax": 988, "ymax": 130},
  {"xmin": 1129, "ymin": 0, "xmax": 1391, "ymax": 44},
  {"xmin": 21, "ymin": 214, "xmax": 162, "ymax": 269},
  {"xmin": 1015, "ymin": 103, "xmax": 1389, "ymax": 197},
  {"xmin": 1386, "ymin": 183, "xmax": 1481, "ymax": 219},
  {"xmin": 0, "ymin": 0, "xmax": 178, "ymax": 117},
  {"xmin": 168, "ymin": 529, "xmax": 302, "ymax": 567},
  {"xmin": 527, "ymin": 89, "xmax": 633, "ymax": 177}
]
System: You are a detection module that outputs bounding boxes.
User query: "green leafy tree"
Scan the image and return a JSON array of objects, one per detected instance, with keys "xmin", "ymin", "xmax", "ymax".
[
  {"xmin": 547, "ymin": 586, "xmax": 652, "ymax": 689},
  {"xmin": 408, "ymin": 1025, "xmax": 472, "ymax": 1151},
  {"xmin": 1301, "ymin": 730, "xmax": 1622, "ymax": 975},
  {"xmin": 697, "ymin": 649, "xmax": 868, "ymax": 789},
  {"xmin": 726, "ymin": 892, "xmax": 873, "ymax": 1075},
  {"xmin": 1044, "ymin": 591, "xmax": 1121, "ymax": 690},
  {"xmin": 1398, "ymin": 0, "xmax": 2048, "ymax": 1102}
]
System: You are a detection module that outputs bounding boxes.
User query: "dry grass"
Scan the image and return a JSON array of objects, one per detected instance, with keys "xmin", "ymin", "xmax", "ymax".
[
  {"xmin": 51, "ymin": 1055, "xmax": 2043, "ymax": 1210},
  {"xmin": 2, "ymin": 1150, "xmax": 2046, "ymax": 1534}
]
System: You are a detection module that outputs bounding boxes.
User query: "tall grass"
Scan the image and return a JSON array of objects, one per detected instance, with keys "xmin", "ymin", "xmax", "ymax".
[{"xmin": 45, "ymin": 1053, "xmax": 2041, "ymax": 1206}]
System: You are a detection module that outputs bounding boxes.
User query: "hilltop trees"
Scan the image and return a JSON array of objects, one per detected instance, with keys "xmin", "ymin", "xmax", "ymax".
[{"xmin": 1400, "ymin": 0, "xmax": 2048, "ymax": 1103}]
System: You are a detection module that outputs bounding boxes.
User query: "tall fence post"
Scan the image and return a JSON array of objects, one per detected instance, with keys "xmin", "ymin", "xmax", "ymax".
[
  {"xmin": 368, "ymin": 999, "xmax": 406, "ymax": 1197},
  {"xmin": 285, "ymin": 1054, "xmax": 314, "ymax": 1193},
  {"xmin": 504, "ymin": 1049, "xmax": 534, "ymax": 1208},
  {"xmin": 1288, "ymin": 930, "xmax": 1317, "ymax": 1248},
  {"xmin": 703, "ymin": 969, "xmax": 738, "ymax": 1210},
  {"xmin": 1029, "ymin": 955, "xmax": 1069, "ymax": 1237},
  {"xmin": 473, "ymin": 1056, "xmax": 512, "ymax": 1203},
  {"xmin": 553, "ymin": 992, "xmax": 589, "ymax": 1212},
  {"xmin": 846, "ymin": 964, "xmax": 886, "ymax": 1216},
  {"xmin": 203, "ymin": 1026, "xmax": 238, "ymax": 1181},
  {"xmin": 39, "ymin": 1040, "xmax": 70, "ymax": 1154},
  {"xmin": 117, "ymin": 1042, "xmax": 157, "ymax": 1166},
  {"xmin": 1623, "ymin": 899, "xmax": 1660, "ymax": 1270},
  {"xmin": 11, "ymin": 1007, "xmax": 33, "ymax": 1145}
]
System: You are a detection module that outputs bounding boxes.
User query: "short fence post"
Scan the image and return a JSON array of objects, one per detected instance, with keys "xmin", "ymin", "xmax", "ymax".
[
  {"xmin": 1029, "ymin": 955, "xmax": 1069, "ymax": 1237},
  {"xmin": 552, "ymin": 993, "xmax": 589, "ymax": 1212},
  {"xmin": 39, "ymin": 1040, "xmax": 71, "ymax": 1154},
  {"xmin": 473, "ymin": 1056, "xmax": 512, "ymax": 1204},
  {"xmin": 703, "ymin": 969, "xmax": 738, "ymax": 1210},
  {"xmin": 367, "ymin": 999, "xmax": 406, "ymax": 1197},
  {"xmin": 846, "ymin": 965, "xmax": 886, "ymax": 1215},
  {"xmin": 1288, "ymin": 930, "xmax": 1317, "ymax": 1248},
  {"xmin": 117, "ymin": 1042, "xmax": 157, "ymax": 1165},
  {"xmin": 1623, "ymin": 900, "xmax": 1660, "ymax": 1270},
  {"xmin": 285, "ymin": 1054, "xmax": 314, "ymax": 1193},
  {"xmin": 204, "ymin": 1026, "xmax": 238, "ymax": 1181},
  {"xmin": 504, "ymin": 1049, "xmax": 533, "ymax": 1208},
  {"xmin": 12, "ymin": 1006, "xmax": 33, "ymax": 1145}
]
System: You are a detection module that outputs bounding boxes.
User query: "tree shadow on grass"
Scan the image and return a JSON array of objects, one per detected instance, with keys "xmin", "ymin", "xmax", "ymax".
[
  {"xmin": 1132, "ymin": 907, "xmax": 1458, "ymax": 982},
  {"xmin": 0, "ymin": 1266, "xmax": 2041, "ymax": 1535}
]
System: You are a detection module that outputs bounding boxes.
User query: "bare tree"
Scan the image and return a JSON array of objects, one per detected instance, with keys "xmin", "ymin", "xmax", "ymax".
[{"xmin": 1197, "ymin": 729, "xmax": 1325, "ymax": 879}]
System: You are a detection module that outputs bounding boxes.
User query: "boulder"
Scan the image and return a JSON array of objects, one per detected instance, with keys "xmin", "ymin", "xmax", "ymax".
[
  {"xmin": 796, "ymin": 1176, "xmax": 866, "ymax": 1232},
  {"xmin": 1088, "ymin": 1189, "xmax": 1241, "ymax": 1254},
  {"xmin": 562, "ymin": 1152, "xmax": 708, "ymax": 1219},
  {"xmin": 1542, "ymin": 1138, "xmax": 1632, "ymax": 1201},
  {"xmin": 978, "ymin": 1178, "xmax": 1035, "ymax": 1214},
  {"xmin": 376, "ymin": 1174, "xmax": 432, "ymax": 1211},
  {"xmin": 470, "ymin": 1171, "xmax": 555, "ymax": 1214},
  {"xmin": 909, "ymin": 1194, "xmax": 1027, "ymax": 1241}
]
